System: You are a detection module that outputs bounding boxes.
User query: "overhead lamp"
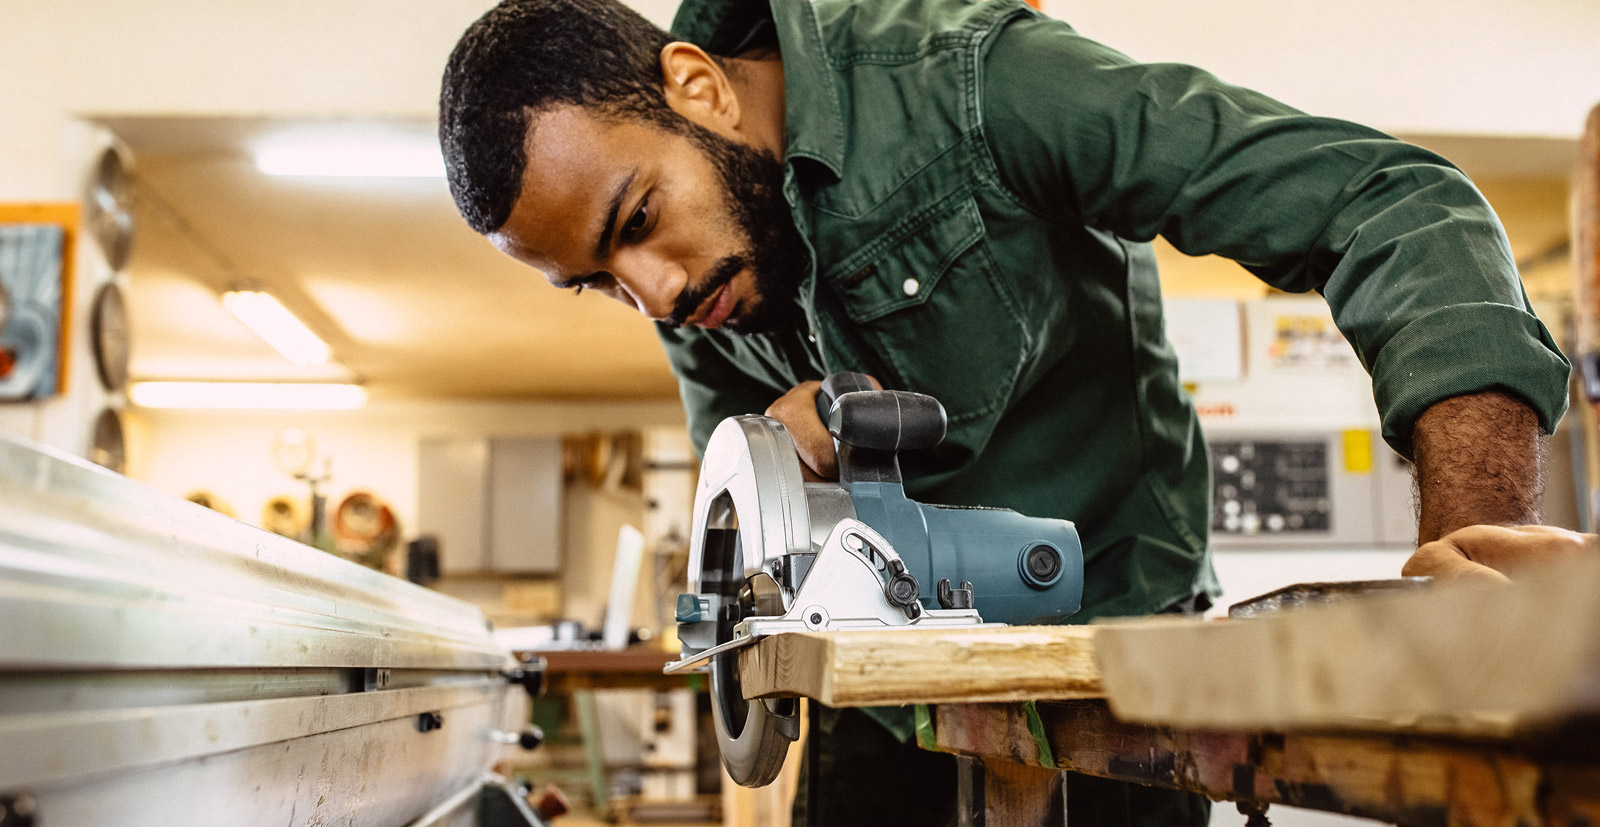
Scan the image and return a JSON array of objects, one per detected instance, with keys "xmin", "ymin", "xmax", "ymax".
[
  {"xmin": 129, "ymin": 382, "xmax": 367, "ymax": 410},
  {"xmin": 255, "ymin": 141, "xmax": 445, "ymax": 178},
  {"xmin": 223, "ymin": 290, "xmax": 330, "ymax": 366}
]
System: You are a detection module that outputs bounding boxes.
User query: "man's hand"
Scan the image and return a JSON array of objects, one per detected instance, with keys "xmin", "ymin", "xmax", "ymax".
[
  {"xmin": 1402, "ymin": 524, "xmax": 1595, "ymax": 584},
  {"xmin": 764, "ymin": 376, "xmax": 882, "ymax": 480}
]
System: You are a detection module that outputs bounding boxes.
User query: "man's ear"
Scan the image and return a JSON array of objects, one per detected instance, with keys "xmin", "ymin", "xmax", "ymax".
[{"xmin": 660, "ymin": 42, "xmax": 740, "ymax": 133}]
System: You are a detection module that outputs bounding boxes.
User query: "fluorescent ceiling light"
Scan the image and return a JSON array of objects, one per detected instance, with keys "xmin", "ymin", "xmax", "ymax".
[
  {"xmin": 130, "ymin": 382, "xmax": 367, "ymax": 410},
  {"xmin": 223, "ymin": 291, "xmax": 330, "ymax": 366},
  {"xmin": 255, "ymin": 141, "xmax": 445, "ymax": 178}
]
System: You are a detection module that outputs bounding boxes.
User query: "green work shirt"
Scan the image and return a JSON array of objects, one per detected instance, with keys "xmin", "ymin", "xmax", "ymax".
[{"xmin": 660, "ymin": 0, "xmax": 1571, "ymax": 622}]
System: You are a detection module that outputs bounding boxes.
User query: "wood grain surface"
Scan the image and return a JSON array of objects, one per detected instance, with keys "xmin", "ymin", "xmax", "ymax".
[
  {"xmin": 934, "ymin": 700, "xmax": 1600, "ymax": 827},
  {"xmin": 737, "ymin": 625, "xmax": 1101, "ymax": 707},
  {"xmin": 1576, "ymin": 103, "xmax": 1599, "ymax": 359},
  {"xmin": 1094, "ymin": 557, "xmax": 1600, "ymax": 731}
]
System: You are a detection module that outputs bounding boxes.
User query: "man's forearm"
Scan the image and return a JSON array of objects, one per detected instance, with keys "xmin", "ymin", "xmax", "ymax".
[{"xmin": 1411, "ymin": 390, "xmax": 1546, "ymax": 544}]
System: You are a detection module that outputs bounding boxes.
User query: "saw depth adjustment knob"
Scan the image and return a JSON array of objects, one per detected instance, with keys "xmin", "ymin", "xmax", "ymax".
[{"xmin": 885, "ymin": 560, "xmax": 922, "ymax": 620}]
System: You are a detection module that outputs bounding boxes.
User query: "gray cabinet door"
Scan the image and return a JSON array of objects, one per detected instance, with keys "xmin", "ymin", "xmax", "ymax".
[
  {"xmin": 417, "ymin": 438, "xmax": 489, "ymax": 574},
  {"xmin": 488, "ymin": 437, "xmax": 562, "ymax": 573}
]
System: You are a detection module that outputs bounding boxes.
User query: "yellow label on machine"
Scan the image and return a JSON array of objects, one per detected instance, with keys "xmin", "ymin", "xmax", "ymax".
[{"xmin": 1342, "ymin": 430, "xmax": 1373, "ymax": 474}]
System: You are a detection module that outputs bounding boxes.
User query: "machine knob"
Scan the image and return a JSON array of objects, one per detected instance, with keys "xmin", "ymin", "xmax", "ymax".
[
  {"xmin": 885, "ymin": 560, "xmax": 922, "ymax": 620},
  {"xmin": 416, "ymin": 711, "xmax": 445, "ymax": 733},
  {"xmin": 505, "ymin": 653, "xmax": 547, "ymax": 699},
  {"xmin": 1020, "ymin": 543, "xmax": 1064, "ymax": 589},
  {"xmin": 494, "ymin": 727, "xmax": 545, "ymax": 751},
  {"xmin": 0, "ymin": 795, "xmax": 37, "ymax": 827}
]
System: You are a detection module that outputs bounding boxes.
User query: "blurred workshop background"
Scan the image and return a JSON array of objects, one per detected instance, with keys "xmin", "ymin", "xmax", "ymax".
[{"xmin": 3, "ymin": 0, "xmax": 1599, "ymax": 825}]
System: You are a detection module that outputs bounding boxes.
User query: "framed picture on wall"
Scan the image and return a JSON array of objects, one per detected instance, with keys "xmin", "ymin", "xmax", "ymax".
[{"xmin": 0, "ymin": 204, "xmax": 78, "ymax": 402}]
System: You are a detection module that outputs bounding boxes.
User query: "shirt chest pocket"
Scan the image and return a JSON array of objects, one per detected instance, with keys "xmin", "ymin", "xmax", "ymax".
[{"xmin": 821, "ymin": 196, "xmax": 1029, "ymax": 424}]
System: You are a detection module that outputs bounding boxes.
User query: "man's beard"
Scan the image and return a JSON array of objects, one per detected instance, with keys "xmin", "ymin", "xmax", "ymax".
[{"xmin": 663, "ymin": 123, "xmax": 811, "ymax": 335}]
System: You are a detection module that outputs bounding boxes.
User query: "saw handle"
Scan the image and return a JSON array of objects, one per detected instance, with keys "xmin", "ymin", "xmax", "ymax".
[
  {"xmin": 814, "ymin": 372, "xmax": 947, "ymax": 452},
  {"xmin": 813, "ymin": 372, "xmax": 878, "ymax": 423}
]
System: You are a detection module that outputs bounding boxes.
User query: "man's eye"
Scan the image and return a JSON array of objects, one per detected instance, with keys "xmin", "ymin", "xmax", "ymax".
[{"xmin": 621, "ymin": 198, "xmax": 649, "ymax": 240}]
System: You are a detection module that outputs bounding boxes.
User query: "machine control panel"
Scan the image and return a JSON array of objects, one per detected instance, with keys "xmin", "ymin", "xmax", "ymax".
[
  {"xmin": 1204, "ymin": 430, "xmax": 1419, "ymax": 549},
  {"xmin": 1210, "ymin": 439, "xmax": 1331, "ymax": 536}
]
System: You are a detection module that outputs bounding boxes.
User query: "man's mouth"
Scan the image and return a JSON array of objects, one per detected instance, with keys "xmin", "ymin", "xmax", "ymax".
[
  {"xmin": 695, "ymin": 282, "xmax": 739, "ymax": 329},
  {"xmin": 667, "ymin": 254, "xmax": 746, "ymax": 329}
]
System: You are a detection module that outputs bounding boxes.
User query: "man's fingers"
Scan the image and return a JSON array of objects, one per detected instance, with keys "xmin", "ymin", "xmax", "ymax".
[
  {"xmin": 1441, "ymin": 524, "xmax": 1591, "ymax": 572},
  {"xmin": 1402, "ymin": 539, "xmax": 1512, "ymax": 585},
  {"xmin": 1402, "ymin": 524, "xmax": 1595, "ymax": 583},
  {"xmin": 764, "ymin": 380, "xmax": 838, "ymax": 480}
]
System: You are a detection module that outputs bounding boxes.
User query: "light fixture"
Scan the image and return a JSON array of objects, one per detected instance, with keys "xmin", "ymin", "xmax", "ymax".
[
  {"xmin": 255, "ymin": 142, "xmax": 445, "ymax": 178},
  {"xmin": 223, "ymin": 291, "xmax": 330, "ymax": 366},
  {"xmin": 129, "ymin": 382, "xmax": 367, "ymax": 410}
]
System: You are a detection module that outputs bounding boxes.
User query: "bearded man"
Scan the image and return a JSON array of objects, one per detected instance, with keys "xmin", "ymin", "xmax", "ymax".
[{"xmin": 438, "ymin": 0, "xmax": 1575, "ymax": 823}]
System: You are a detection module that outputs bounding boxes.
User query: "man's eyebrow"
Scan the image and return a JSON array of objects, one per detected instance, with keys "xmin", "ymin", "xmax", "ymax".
[{"xmin": 592, "ymin": 168, "xmax": 639, "ymax": 263}]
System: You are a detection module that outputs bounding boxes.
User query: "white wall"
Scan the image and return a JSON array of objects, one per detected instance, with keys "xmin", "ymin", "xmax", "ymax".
[
  {"xmin": 5, "ymin": 0, "xmax": 1596, "ymax": 457},
  {"xmin": 3, "ymin": 0, "xmax": 1595, "ymax": 202},
  {"xmin": 1045, "ymin": 0, "xmax": 1600, "ymax": 137},
  {"xmin": 1, "ymin": 0, "xmax": 687, "ymax": 456},
  {"xmin": 0, "ymin": 0, "xmax": 683, "ymax": 199},
  {"xmin": 129, "ymin": 397, "xmax": 684, "ymax": 537},
  {"xmin": 131, "ymin": 397, "xmax": 687, "ymax": 626}
]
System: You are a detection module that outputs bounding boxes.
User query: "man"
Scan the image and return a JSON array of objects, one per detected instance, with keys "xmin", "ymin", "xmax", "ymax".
[{"xmin": 438, "ymin": 0, "xmax": 1576, "ymax": 822}]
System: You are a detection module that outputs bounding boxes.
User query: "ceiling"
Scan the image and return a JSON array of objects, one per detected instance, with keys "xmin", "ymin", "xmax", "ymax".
[
  {"xmin": 108, "ymin": 116, "xmax": 679, "ymax": 400},
  {"xmin": 103, "ymin": 115, "xmax": 1580, "ymax": 401}
]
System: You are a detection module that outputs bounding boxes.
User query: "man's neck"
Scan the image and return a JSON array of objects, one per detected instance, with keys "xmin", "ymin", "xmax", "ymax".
[{"xmin": 724, "ymin": 56, "xmax": 787, "ymax": 159}]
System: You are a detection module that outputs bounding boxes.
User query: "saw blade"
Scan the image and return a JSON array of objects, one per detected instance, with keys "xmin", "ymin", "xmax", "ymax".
[
  {"xmin": 686, "ymin": 416, "xmax": 814, "ymax": 787},
  {"xmin": 706, "ymin": 565, "xmax": 797, "ymax": 785}
]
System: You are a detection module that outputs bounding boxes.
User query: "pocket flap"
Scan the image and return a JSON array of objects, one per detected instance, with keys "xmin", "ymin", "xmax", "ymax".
[{"xmin": 822, "ymin": 195, "xmax": 985, "ymax": 323}]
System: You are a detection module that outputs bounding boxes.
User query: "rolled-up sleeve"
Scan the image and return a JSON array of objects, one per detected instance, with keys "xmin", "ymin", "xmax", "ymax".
[{"xmin": 979, "ymin": 12, "xmax": 1570, "ymax": 455}]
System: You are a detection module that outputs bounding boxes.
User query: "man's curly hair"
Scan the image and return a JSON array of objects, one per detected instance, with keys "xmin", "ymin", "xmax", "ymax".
[{"xmin": 439, "ymin": 0, "xmax": 683, "ymax": 234}]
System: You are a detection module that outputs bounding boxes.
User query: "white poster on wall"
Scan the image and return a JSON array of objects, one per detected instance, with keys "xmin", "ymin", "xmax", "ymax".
[{"xmin": 1164, "ymin": 297, "xmax": 1244, "ymax": 383}]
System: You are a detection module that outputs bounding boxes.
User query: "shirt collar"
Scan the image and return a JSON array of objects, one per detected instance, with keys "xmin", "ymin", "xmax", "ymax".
[{"xmin": 670, "ymin": 0, "xmax": 845, "ymax": 178}]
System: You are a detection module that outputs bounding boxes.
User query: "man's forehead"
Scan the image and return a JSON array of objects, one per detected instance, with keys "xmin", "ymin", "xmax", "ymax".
[{"xmin": 495, "ymin": 106, "xmax": 645, "ymax": 275}]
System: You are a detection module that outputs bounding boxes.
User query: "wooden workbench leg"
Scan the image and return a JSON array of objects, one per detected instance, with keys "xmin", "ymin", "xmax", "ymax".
[
  {"xmin": 572, "ymin": 690, "xmax": 611, "ymax": 819},
  {"xmin": 980, "ymin": 758, "xmax": 1067, "ymax": 827}
]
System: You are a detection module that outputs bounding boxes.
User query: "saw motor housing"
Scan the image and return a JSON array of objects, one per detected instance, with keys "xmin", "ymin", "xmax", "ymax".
[{"xmin": 670, "ymin": 374, "xmax": 1084, "ymax": 786}]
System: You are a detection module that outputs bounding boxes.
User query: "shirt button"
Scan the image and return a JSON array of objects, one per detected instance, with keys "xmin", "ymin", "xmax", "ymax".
[{"xmin": 902, "ymin": 278, "xmax": 920, "ymax": 297}]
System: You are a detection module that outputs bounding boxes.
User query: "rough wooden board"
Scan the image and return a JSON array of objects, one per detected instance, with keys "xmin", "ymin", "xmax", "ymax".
[
  {"xmin": 933, "ymin": 700, "xmax": 1600, "ymax": 827},
  {"xmin": 738, "ymin": 625, "xmax": 1101, "ymax": 706},
  {"xmin": 1574, "ymin": 102, "xmax": 1598, "ymax": 354},
  {"xmin": 1094, "ymin": 557, "xmax": 1600, "ymax": 730}
]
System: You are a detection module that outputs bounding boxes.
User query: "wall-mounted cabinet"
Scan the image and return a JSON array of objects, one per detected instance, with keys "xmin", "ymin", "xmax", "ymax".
[{"xmin": 417, "ymin": 437, "xmax": 561, "ymax": 574}]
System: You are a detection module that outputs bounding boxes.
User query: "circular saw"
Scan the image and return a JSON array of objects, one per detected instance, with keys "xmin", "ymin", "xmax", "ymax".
[{"xmin": 666, "ymin": 373, "xmax": 1085, "ymax": 787}]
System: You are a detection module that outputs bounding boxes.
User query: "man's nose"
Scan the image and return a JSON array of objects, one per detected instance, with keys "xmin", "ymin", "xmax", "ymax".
[{"xmin": 614, "ymin": 259, "xmax": 683, "ymax": 322}]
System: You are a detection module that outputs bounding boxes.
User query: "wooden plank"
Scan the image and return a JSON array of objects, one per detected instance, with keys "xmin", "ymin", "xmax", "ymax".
[
  {"xmin": 933, "ymin": 700, "xmax": 1600, "ymax": 827},
  {"xmin": 1574, "ymin": 102, "xmax": 1599, "ymax": 371},
  {"xmin": 1094, "ymin": 557, "xmax": 1600, "ymax": 731},
  {"xmin": 738, "ymin": 625, "xmax": 1101, "ymax": 707},
  {"xmin": 980, "ymin": 760, "xmax": 1066, "ymax": 827}
]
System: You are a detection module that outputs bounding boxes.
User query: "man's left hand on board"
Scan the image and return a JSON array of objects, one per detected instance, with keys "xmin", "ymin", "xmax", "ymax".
[{"xmin": 1402, "ymin": 524, "xmax": 1597, "ymax": 585}]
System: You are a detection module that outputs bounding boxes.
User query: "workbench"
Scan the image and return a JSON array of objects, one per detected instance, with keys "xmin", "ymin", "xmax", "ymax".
[
  {"xmin": 521, "ymin": 645, "xmax": 691, "ymax": 819},
  {"xmin": 735, "ymin": 556, "xmax": 1600, "ymax": 826}
]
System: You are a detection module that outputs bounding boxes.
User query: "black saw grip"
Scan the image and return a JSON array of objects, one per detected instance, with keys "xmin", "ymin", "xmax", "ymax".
[{"xmin": 814, "ymin": 372, "xmax": 947, "ymax": 452}]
